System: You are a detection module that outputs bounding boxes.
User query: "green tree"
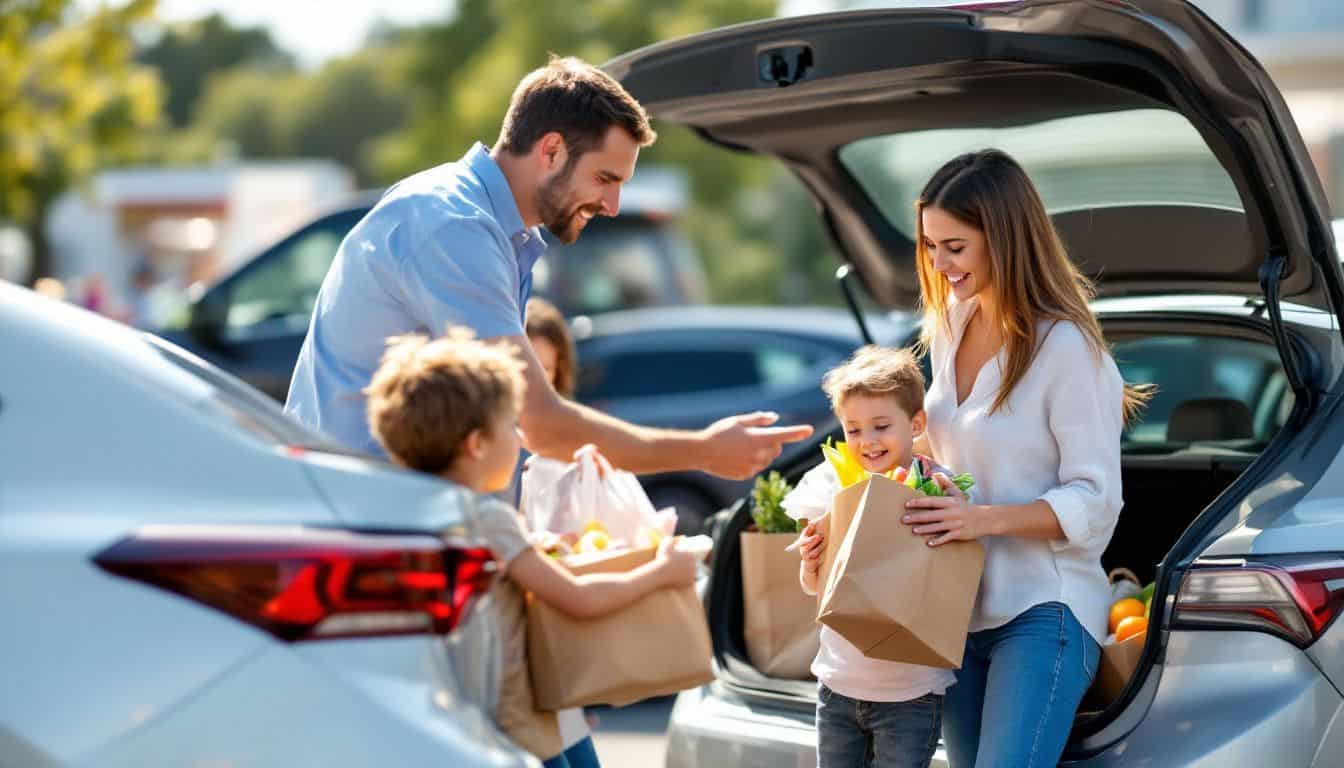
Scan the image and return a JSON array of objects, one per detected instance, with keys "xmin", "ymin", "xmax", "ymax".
[
  {"xmin": 137, "ymin": 12, "xmax": 293, "ymax": 127},
  {"xmin": 186, "ymin": 41, "xmax": 414, "ymax": 183},
  {"xmin": 0, "ymin": 0, "xmax": 163, "ymax": 281}
]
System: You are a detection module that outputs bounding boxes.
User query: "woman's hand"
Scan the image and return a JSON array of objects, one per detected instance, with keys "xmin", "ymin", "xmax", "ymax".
[{"xmin": 902, "ymin": 473, "xmax": 996, "ymax": 546}]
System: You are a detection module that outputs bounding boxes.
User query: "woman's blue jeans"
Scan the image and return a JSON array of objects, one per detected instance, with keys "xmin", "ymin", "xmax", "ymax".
[
  {"xmin": 541, "ymin": 736, "xmax": 601, "ymax": 768},
  {"xmin": 942, "ymin": 602, "xmax": 1100, "ymax": 768}
]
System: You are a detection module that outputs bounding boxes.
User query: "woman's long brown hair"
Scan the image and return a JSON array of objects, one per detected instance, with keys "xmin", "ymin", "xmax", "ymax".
[{"xmin": 914, "ymin": 149, "xmax": 1151, "ymax": 423}]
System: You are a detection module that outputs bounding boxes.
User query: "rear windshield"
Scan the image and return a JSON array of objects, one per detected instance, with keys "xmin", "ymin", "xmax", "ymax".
[
  {"xmin": 838, "ymin": 108, "xmax": 1242, "ymax": 237},
  {"xmin": 147, "ymin": 335, "xmax": 349, "ymax": 452}
]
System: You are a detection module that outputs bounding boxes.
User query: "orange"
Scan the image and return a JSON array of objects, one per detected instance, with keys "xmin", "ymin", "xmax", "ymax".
[
  {"xmin": 1115, "ymin": 615, "xmax": 1148, "ymax": 643},
  {"xmin": 1109, "ymin": 597, "xmax": 1145, "ymax": 634}
]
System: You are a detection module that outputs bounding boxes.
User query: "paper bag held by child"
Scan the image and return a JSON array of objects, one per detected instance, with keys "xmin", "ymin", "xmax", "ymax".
[
  {"xmin": 817, "ymin": 474, "xmax": 984, "ymax": 669},
  {"xmin": 527, "ymin": 545, "xmax": 713, "ymax": 710}
]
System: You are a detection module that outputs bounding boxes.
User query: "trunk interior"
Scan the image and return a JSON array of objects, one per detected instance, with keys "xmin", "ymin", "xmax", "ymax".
[{"xmin": 702, "ymin": 314, "xmax": 1295, "ymax": 729}]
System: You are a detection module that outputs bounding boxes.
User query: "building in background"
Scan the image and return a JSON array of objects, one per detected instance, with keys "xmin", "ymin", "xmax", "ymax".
[
  {"xmin": 44, "ymin": 160, "xmax": 352, "ymax": 323},
  {"xmin": 1196, "ymin": 0, "xmax": 1344, "ymax": 213}
]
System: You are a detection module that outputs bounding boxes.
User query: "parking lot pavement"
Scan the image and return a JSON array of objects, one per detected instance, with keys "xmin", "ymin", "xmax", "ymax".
[{"xmin": 590, "ymin": 696, "xmax": 675, "ymax": 766}]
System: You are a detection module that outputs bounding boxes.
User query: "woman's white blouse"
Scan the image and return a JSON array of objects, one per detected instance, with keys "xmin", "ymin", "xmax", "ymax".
[{"xmin": 924, "ymin": 296, "xmax": 1125, "ymax": 643}]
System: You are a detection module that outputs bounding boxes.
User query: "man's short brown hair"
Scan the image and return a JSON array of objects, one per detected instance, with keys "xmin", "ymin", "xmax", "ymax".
[
  {"xmin": 821, "ymin": 345, "xmax": 926, "ymax": 419},
  {"xmin": 496, "ymin": 56, "xmax": 656, "ymax": 158},
  {"xmin": 365, "ymin": 328, "xmax": 526, "ymax": 474}
]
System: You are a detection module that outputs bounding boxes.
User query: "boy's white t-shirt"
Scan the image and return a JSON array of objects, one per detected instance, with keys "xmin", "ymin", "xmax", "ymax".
[{"xmin": 781, "ymin": 461, "xmax": 955, "ymax": 702}]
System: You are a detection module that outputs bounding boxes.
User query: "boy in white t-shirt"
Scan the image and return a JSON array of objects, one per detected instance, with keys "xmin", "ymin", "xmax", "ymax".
[
  {"xmin": 364, "ymin": 328, "xmax": 698, "ymax": 768},
  {"xmin": 788, "ymin": 346, "xmax": 952, "ymax": 768}
]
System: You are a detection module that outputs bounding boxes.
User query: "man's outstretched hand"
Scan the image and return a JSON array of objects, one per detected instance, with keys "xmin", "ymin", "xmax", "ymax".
[{"xmin": 698, "ymin": 411, "xmax": 814, "ymax": 480}]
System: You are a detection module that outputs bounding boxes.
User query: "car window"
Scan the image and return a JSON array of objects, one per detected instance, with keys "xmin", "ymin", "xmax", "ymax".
[
  {"xmin": 1113, "ymin": 335, "xmax": 1288, "ymax": 448},
  {"xmin": 146, "ymin": 335, "xmax": 348, "ymax": 452},
  {"xmin": 576, "ymin": 335, "xmax": 833, "ymax": 402},
  {"xmin": 839, "ymin": 109, "xmax": 1241, "ymax": 237},
  {"xmin": 578, "ymin": 348, "xmax": 762, "ymax": 401},
  {"xmin": 224, "ymin": 211, "xmax": 360, "ymax": 330},
  {"xmin": 758, "ymin": 347, "xmax": 812, "ymax": 392},
  {"xmin": 537, "ymin": 218, "xmax": 697, "ymax": 315}
]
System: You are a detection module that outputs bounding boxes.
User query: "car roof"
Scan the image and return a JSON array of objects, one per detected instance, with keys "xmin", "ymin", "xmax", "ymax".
[
  {"xmin": 573, "ymin": 305, "xmax": 916, "ymax": 344},
  {"xmin": 1091, "ymin": 293, "xmax": 1336, "ymax": 331}
]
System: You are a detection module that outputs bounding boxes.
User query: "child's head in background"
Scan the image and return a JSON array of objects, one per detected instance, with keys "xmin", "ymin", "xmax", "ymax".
[{"xmin": 524, "ymin": 297, "xmax": 576, "ymax": 398}]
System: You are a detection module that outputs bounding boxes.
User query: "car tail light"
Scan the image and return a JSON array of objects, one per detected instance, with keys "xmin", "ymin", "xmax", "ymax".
[
  {"xmin": 94, "ymin": 525, "xmax": 496, "ymax": 641},
  {"xmin": 1172, "ymin": 556, "xmax": 1344, "ymax": 647}
]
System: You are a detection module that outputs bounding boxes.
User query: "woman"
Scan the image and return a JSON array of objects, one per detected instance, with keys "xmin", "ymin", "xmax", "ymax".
[{"xmin": 900, "ymin": 149, "xmax": 1149, "ymax": 767}]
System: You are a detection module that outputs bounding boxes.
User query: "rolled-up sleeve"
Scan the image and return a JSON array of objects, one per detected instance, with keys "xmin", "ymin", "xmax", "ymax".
[
  {"xmin": 1038, "ymin": 329, "xmax": 1125, "ymax": 553},
  {"xmin": 401, "ymin": 215, "xmax": 524, "ymax": 340}
]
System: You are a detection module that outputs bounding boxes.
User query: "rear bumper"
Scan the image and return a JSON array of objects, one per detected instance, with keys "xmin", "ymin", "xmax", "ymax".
[
  {"xmin": 83, "ymin": 638, "xmax": 536, "ymax": 768},
  {"xmin": 1069, "ymin": 630, "xmax": 1342, "ymax": 767},
  {"xmin": 665, "ymin": 683, "xmax": 948, "ymax": 768},
  {"xmin": 669, "ymin": 631, "xmax": 1344, "ymax": 768}
]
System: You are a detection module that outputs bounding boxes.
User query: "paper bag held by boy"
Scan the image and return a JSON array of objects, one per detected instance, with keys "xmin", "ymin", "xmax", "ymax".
[
  {"xmin": 817, "ymin": 473, "xmax": 985, "ymax": 669},
  {"xmin": 527, "ymin": 545, "xmax": 713, "ymax": 710}
]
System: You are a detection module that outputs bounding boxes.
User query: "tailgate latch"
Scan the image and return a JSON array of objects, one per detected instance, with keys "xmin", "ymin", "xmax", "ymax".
[{"xmin": 758, "ymin": 45, "xmax": 813, "ymax": 87}]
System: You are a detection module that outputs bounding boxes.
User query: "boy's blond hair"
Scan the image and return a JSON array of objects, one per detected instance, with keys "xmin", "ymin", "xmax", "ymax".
[
  {"xmin": 821, "ymin": 345, "xmax": 926, "ymax": 418},
  {"xmin": 365, "ymin": 328, "xmax": 526, "ymax": 474}
]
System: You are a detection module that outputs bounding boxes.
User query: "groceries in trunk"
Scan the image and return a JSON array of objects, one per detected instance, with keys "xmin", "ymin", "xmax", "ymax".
[{"xmin": 1086, "ymin": 568, "xmax": 1154, "ymax": 708}]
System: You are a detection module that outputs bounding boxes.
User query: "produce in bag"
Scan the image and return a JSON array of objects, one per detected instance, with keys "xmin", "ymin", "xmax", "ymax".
[
  {"xmin": 520, "ymin": 446, "xmax": 675, "ymax": 550},
  {"xmin": 741, "ymin": 471, "xmax": 819, "ymax": 679}
]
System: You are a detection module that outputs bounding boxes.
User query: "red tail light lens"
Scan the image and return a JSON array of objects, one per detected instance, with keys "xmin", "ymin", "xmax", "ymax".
[
  {"xmin": 1172, "ymin": 556, "xmax": 1344, "ymax": 647},
  {"xmin": 94, "ymin": 525, "xmax": 496, "ymax": 641}
]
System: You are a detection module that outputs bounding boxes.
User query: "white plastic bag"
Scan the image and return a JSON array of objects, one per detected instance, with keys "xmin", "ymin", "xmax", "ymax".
[{"xmin": 520, "ymin": 445, "xmax": 676, "ymax": 544}]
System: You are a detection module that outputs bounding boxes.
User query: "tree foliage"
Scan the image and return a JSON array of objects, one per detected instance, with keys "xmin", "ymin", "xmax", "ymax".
[
  {"xmin": 136, "ymin": 11, "xmax": 293, "ymax": 127},
  {"xmin": 179, "ymin": 41, "xmax": 413, "ymax": 183},
  {"xmin": 0, "ymin": 0, "xmax": 164, "ymax": 278}
]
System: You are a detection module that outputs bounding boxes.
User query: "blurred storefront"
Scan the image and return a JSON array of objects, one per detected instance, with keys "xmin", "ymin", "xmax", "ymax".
[
  {"xmin": 44, "ymin": 161, "xmax": 352, "ymax": 323},
  {"xmin": 1197, "ymin": 0, "xmax": 1344, "ymax": 214}
]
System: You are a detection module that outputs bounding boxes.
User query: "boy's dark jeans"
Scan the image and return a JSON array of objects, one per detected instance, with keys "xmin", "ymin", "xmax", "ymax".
[{"xmin": 816, "ymin": 685, "xmax": 942, "ymax": 768}]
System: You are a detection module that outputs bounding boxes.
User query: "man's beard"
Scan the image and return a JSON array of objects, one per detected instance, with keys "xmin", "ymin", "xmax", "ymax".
[{"xmin": 537, "ymin": 157, "xmax": 597, "ymax": 244}]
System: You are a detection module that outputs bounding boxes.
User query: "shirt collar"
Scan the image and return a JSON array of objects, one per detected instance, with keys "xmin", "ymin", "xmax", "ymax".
[{"xmin": 464, "ymin": 142, "xmax": 546, "ymax": 252}]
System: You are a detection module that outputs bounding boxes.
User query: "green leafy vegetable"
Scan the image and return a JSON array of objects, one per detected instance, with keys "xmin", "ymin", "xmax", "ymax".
[{"xmin": 751, "ymin": 471, "xmax": 801, "ymax": 533}]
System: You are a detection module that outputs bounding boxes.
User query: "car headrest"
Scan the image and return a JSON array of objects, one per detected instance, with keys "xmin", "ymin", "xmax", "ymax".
[{"xmin": 1167, "ymin": 398, "xmax": 1254, "ymax": 443}]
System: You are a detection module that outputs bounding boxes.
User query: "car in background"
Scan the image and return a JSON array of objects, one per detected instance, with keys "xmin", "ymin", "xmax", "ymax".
[
  {"xmin": 154, "ymin": 167, "xmax": 707, "ymax": 401},
  {"xmin": 1, "ymin": 283, "xmax": 536, "ymax": 767},
  {"xmin": 570, "ymin": 305, "xmax": 916, "ymax": 532},
  {"xmin": 604, "ymin": 1, "xmax": 1344, "ymax": 766}
]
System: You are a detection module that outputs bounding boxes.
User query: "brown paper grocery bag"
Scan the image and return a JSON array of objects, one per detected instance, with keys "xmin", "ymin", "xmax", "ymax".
[
  {"xmin": 740, "ymin": 531, "xmax": 821, "ymax": 679},
  {"xmin": 527, "ymin": 546, "xmax": 714, "ymax": 710},
  {"xmin": 1084, "ymin": 632, "xmax": 1146, "ymax": 709},
  {"xmin": 817, "ymin": 475, "xmax": 985, "ymax": 669}
]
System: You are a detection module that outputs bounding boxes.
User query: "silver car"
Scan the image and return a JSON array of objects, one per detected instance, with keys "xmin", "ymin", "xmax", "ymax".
[
  {"xmin": 0, "ymin": 284, "xmax": 535, "ymax": 767},
  {"xmin": 605, "ymin": 1, "xmax": 1344, "ymax": 765}
]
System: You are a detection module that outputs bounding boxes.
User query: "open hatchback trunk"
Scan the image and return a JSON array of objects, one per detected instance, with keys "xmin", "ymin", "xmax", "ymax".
[{"xmin": 606, "ymin": 0, "xmax": 1344, "ymax": 754}]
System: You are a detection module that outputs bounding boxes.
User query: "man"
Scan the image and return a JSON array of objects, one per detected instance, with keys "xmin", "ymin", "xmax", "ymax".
[{"xmin": 285, "ymin": 56, "xmax": 812, "ymax": 479}]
